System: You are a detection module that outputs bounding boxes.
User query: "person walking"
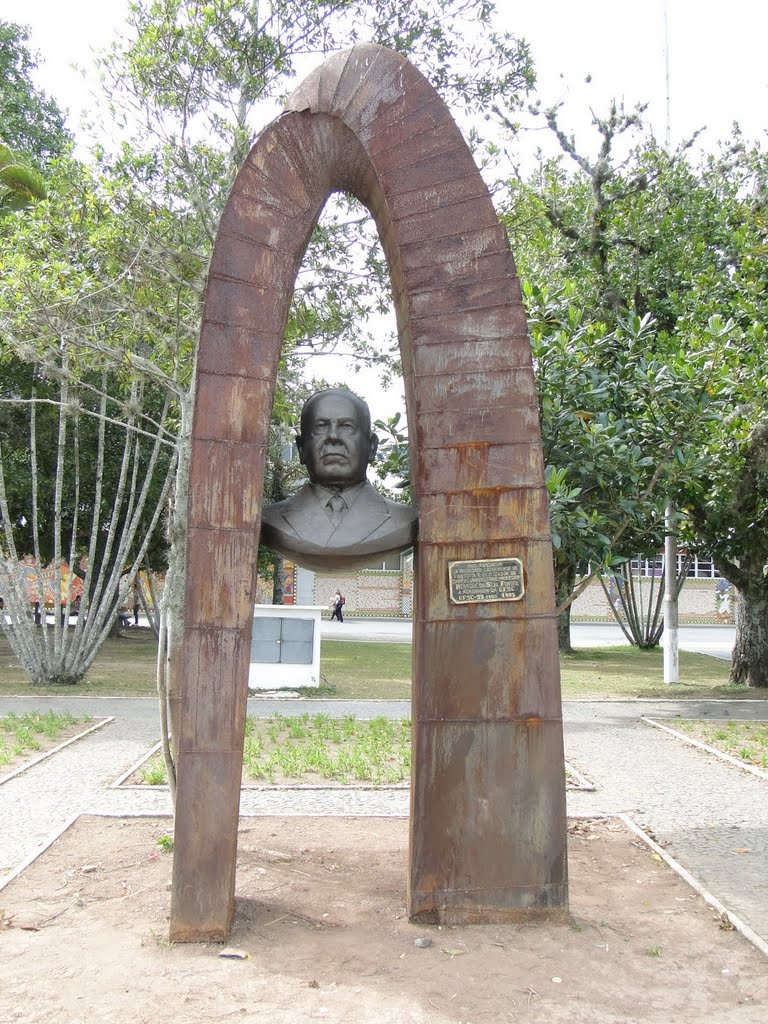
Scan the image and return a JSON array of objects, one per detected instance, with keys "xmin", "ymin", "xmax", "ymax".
[
  {"xmin": 330, "ymin": 589, "xmax": 344, "ymax": 622},
  {"xmin": 132, "ymin": 579, "xmax": 141, "ymax": 626}
]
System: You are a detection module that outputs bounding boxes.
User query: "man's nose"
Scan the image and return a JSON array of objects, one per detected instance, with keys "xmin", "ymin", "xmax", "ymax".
[{"xmin": 324, "ymin": 420, "xmax": 342, "ymax": 440}]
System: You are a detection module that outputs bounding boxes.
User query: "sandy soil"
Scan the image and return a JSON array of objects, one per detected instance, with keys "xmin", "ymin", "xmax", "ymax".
[{"xmin": 1, "ymin": 815, "xmax": 767, "ymax": 1023}]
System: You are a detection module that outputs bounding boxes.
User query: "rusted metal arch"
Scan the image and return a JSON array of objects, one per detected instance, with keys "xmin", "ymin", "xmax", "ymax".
[{"xmin": 170, "ymin": 43, "xmax": 567, "ymax": 942}]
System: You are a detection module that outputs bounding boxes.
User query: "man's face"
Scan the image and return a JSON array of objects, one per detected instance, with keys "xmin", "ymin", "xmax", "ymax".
[{"xmin": 298, "ymin": 392, "xmax": 377, "ymax": 488}]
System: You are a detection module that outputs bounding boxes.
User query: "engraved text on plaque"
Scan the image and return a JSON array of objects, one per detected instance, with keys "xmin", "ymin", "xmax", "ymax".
[{"xmin": 448, "ymin": 558, "xmax": 525, "ymax": 605}]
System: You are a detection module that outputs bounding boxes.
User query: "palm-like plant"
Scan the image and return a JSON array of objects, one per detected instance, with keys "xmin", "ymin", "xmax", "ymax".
[{"xmin": 0, "ymin": 143, "xmax": 47, "ymax": 214}]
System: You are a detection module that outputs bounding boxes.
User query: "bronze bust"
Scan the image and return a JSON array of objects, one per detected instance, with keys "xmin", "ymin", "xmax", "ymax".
[{"xmin": 260, "ymin": 389, "xmax": 417, "ymax": 570}]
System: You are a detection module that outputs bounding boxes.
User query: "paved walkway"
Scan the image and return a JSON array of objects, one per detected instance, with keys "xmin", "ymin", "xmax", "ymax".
[{"xmin": 2, "ymin": 693, "xmax": 767, "ymax": 953}]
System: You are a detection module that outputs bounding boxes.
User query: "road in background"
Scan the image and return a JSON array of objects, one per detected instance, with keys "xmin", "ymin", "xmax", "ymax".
[{"xmin": 321, "ymin": 618, "xmax": 736, "ymax": 662}]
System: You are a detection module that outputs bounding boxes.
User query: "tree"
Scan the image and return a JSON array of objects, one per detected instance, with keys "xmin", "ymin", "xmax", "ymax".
[
  {"xmin": 526, "ymin": 285, "xmax": 713, "ymax": 650},
  {"xmin": 0, "ymin": 21, "xmax": 70, "ymax": 161},
  {"xmin": 497, "ymin": 102, "xmax": 730, "ymax": 649},
  {"xmin": 95, "ymin": 0, "xmax": 533, "ymax": 367},
  {"xmin": 0, "ymin": 156, "xmax": 179, "ymax": 683},
  {"xmin": 663, "ymin": 140, "xmax": 768, "ymax": 685},
  {"xmin": 0, "ymin": 356, "xmax": 176, "ymax": 684},
  {"xmin": 682, "ymin": 398, "xmax": 768, "ymax": 687},
  {"xmin": 498, "ymin": 95, "xmax": 768, "ymax": 678}
]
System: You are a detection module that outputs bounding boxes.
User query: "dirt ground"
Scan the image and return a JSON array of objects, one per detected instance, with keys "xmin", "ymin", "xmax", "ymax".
[
  {"xmin": 1, "ymin": 816, "xmax": 767, "ymax": 1023},
  {"xmin": 0, "ymin": 718, "xmax": 103, "ymax": 784}
]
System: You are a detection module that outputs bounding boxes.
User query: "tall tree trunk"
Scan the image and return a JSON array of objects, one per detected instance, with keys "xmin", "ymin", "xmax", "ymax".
[
  {"xmin": 164, "ymin": 390, "xmax": 193, "ymax": 769},
  {"xmin": 730, "ymin": 585, "xmax": 768, "ymax": 688},
  {"xmin": 271, "ymin": 554, "xmax": 285, "ymax": 605},
  {"xmin": 555, "ymin": 563, "xmax": 577, "ymax": 654}
]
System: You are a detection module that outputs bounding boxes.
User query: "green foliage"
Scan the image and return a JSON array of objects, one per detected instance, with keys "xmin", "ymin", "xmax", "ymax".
[
  {"xmin": 500, "ymin": 102, "xmax": 768, "ymax": 668},
  {"xmin": 0, "ymin": 142, "xmax": 47, "ymax": 213},
  {"xmin": 673, "ymin": 309, "xmax": 768, "ymax": 588},
  {"xmin": 140, "ymin": 713, "xmax": 412, "ymax": 785},
  {"xmin": 93, "ymin": 0, "xmax": 534, "ymax": 378},
  {"xmin": 672, "ymin": 719, "xmax": 768, "ymax": 770},
  {"xmin": 0, "ymin": 154, "xmax": 186, "ymax": 566},
  {"xmin": 108, "ymin": 1, "xmax": 532, "ymax": 148},
  {"xmin": 372, "ymin": 411, "xmax": 412, "ymax": 500},
  {"xmin": 524, "ymin": 281, "xmax": 714, "ymax": 599},
  {"xmin": 0, "ymin": 20, "xmax": 68, "ymax": 215},
  {"xmin": 0, "ymin": 152, "xmax": 183, "ymax": 684},
  {"xmin": 0, "ymin": 21, "xmax": 71, "ymax": 161},
  {"xmin": 243, "ymin": 712, "xmax": 412, "ymax": 784}
]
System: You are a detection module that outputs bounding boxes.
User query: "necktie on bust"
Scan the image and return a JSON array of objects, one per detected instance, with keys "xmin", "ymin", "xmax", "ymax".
[{"xmin": 326, "ymin": 492, "xmax": 347, "ymax": 527}]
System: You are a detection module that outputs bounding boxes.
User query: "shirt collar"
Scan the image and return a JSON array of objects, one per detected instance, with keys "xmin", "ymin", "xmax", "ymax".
[{"xmin": 310, "ymin": 481, "xmax": 365, "ymax": 506}]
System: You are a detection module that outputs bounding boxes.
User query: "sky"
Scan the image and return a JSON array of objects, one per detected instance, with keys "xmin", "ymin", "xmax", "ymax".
[
  {"xmin": 8, "ymin": 0, "xmax": 768, "ymax": 419},
  {"xmin": 503, "ymin": 1, "xmax": 768, "ymax": 151},
  {"xmin": 13, "ymin": 0, "xmax": 768, "ymax": 150}
]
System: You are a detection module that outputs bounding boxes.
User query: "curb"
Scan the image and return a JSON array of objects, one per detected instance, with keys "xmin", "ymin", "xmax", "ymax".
[
  {"xmin": 618, "ymin": 812, "xmax": 768, "ymax": 959},
  {"xmin": 642, "ymin": 716, "xmax": 768, "ymax": 783},
  {"xmin": 0, "ymin": 717, "xmax": 114, "ymax": 787},
  {"xmin": 0, "ymin": 812, "xmax": 81, "ymax": 893}
]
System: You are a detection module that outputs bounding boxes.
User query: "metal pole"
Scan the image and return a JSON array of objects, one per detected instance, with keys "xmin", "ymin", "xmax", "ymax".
[
  {"xmin": 663, "ymin": 0, "xmax": 672, "ymax": 149},
  {"xmin": 663, "ymin": 501, "xmax": 679, "ymax": 684}
]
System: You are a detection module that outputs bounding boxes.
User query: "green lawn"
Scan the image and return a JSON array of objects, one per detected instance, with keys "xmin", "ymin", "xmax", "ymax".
[
  {"xmin": 0, "ymin": 629, "xmax": 159, "ymax": 697},
  {"xmin": 317, "ymin": 640, "xmax": 412, "ymax": 698},
  {"xmin": 0, "ymin": 628, "xmax": 759, "ymax": 701},
  {"xmin": 559, "ymin": 645, "xmax": 741, "ymax": 700},
  {"xmin": 321, "ymin": 641, "xmax": 746, "ymax": 700}
]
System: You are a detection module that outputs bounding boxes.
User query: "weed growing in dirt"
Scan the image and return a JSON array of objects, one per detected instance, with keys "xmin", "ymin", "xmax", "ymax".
[
  {"xmin": 140, "ymin": 759, "xmax": 168, "ymax": 786},
  {"xmin": 0, "ymin": 710, "xmax": 84, "ymax": 766},
  {"xmin": 243, "ymin": 713, "xmax": 411, "ymax": 784},
  {"xmin": 673, "ymin": 719, "xmax": 768, "ymax": 769}
]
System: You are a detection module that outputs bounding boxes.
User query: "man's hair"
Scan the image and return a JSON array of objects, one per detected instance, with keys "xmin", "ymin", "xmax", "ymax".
[{"xmin": 298, "ymin": 388, "xmax": 371, "ymax": 438}]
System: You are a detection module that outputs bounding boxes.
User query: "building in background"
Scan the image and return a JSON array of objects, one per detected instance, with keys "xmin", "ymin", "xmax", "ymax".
[{"xmin": 259, "ymin": 551, "xmax": 734, "ymax": 623}]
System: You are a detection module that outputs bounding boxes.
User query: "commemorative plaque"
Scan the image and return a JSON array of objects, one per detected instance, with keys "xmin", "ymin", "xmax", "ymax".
[{"xmin": 448, "ymin": 557, "xmax": 525, "ymax": 605}]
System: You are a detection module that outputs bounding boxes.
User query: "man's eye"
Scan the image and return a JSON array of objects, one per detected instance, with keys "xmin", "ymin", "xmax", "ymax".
[{"xmin": 339, "ymin": 423, "xmax": 356, "ymax": 433}]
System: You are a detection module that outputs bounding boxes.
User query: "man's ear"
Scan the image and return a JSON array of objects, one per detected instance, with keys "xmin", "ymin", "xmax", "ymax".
[
  {"xmin": 368, "ymin": 432, "xmax": 379, "ymax": 463},
  {"xmin": 296, "ymin": 433, "xmax": 305, "ymax": 465}
]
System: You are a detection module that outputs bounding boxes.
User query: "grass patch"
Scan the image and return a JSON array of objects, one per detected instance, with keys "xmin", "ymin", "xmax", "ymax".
[
  {"xmin": 318, "ymin": 642, "xmax": 739, "ymax": 700},
  {"xmin": 317, "ymin": 641, "xmax": 412, "ymax": 699},
  {"xmin": 0, "ymin": 629, "xmax": 158, "ymax": 697},
  {"xmin": 672, "ymin": 719, "xmax": 768, "ymax": 769},
  {"xmin": 139, "ymin": 713, "xmax": 412, "ymax": 786},
  {"xmin": 558, "ymin": 646, "xmax": 739, "ymax": 700},
  {"xmin": 0, "ymin": 629, "xmax": 757, "ymax": 701},
  {"xmin": 0, "ymin": 710, "xmax": 84, "ymax": 766},
  {"xmin": 244, "ymin": 712, "xmax": 411, "ymax": 784}
]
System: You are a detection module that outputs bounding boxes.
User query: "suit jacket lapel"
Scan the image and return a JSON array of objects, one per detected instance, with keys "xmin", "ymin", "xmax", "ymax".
[
  {"xmin": 339, "ymin": 485, "xmax": 391, "ymax": 543},
  {"xmin": 281, "ymin": 485, "xmax": 335, "ymax": 545},
  {"xmin": 281, "ymin": 483, "xmax": 391, "ymax": 547}
]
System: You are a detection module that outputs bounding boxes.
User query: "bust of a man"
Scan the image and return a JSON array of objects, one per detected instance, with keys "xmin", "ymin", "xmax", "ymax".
[{"xmin": 260, "ymin": 388, "xmax": 418, "ymax": 570}]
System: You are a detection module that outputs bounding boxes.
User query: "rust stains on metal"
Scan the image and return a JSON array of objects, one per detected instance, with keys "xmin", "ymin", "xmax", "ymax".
[{"xmin": 171, "ymin": 42, "xmax": 568, "ymax": 942}]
